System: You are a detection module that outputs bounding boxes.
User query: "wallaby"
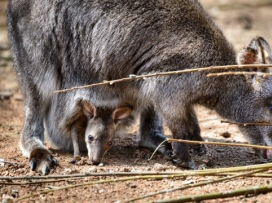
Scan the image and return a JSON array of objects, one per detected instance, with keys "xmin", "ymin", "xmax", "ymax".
[{"xmin": 7, "ymin": 0, "xmax": 272, "ymax": 175}]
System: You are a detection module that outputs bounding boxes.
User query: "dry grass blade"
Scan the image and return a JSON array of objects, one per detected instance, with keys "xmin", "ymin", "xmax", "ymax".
[
  {"xmin": 221, "ymin": 120, "xmax": 272, "ymax": 126},
  {"xmin": 54, "ymin": 64, "xmax": 272, "ymax": 93},
  {"xmin": 124, "ymin": 168, "xmax": 267, "ymax": 202}
]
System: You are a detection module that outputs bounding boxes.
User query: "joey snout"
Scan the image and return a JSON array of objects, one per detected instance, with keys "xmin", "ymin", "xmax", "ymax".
[{"xmin": 86, "ymin": 134, "xmax": 113, "ymax": 165}]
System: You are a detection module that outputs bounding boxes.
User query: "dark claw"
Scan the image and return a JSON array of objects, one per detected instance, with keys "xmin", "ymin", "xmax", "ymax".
[
  {"xmin": 167, "ymin": 150, "xmax": 174, "ymax": 158},
  {"xmin": 173, "ymin": 158, "xmax": 183, "ymax": 164},
  {"xmin": 42, "ymin": 165, "xmax": 50, "ymax": 175},
  {"xmin": 173, "ymin": 158, "xmax": 196, "ymax": 170},
  {"xmin": 51, "ymin": 157, "xmax": 58, "ymax": 166},
  {"xmin": 30, "ymin": 159, "xmax": 37, "ymax": 171},
  {"xmin": 188, "ymin": 159, "xmax": 197, "ymax": 170},
  {"xmin": 193, "ymin": 145, "xmax": 207, "ymax": 156}
]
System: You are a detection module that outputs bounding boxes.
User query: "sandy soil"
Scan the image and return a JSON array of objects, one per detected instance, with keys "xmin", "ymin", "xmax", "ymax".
[{"xmin": 1, "ymin": 0, "xmax": 272, "ymax": 202}]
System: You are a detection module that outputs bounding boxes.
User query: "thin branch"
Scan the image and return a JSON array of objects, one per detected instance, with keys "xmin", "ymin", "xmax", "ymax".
[
  {"xmin": 166, "ymin": 138, "xmax": 272, "ymax": 150},
  {"xmin": 3, "ymin": 163, "xmax": 272, "ymax": 181},
  {"xmin": 124, "ymin": 168, "xmax": 267, "ymax": 202},
  {"xmin": 154, "ymin": 183, "xmax": 272, "ymax": 203},
  {"xmin": 54, "ymin": 64, "xmax": 272, "ymax": 93},
  {"xmin": 12, "ymin": 174, "xmax": 204, "ymax": 202},
  {"xmin": 0, "ymin": 179, "xmax": 66, "ymax": 185},
  {"xmin": 207, "ymin": 71, "xmax": 272, "ymax": 77},
  {"xmin": 0, "ymin": 160, "xmax": 21, "ymax": 165},
  {"xmin": 221, "ymin": 120, "xmax": 272, "ymax": 126}
]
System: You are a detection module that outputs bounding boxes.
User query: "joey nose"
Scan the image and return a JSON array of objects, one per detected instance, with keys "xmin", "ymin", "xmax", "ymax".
[
  {"xmin": 91, "ymin": 157, "xmax": 101, "ymax": 165},
  {"xmin": 108, "ymin": 141, "xmax": 113, "ymax": 147}
]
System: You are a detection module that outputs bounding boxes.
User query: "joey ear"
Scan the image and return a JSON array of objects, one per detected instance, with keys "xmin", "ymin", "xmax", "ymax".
[
  {"xmin": 237, "ymin": 37, "xmax": 272, "ymax": 86},
  {"xmin": 237, "ymin": 37, "xmax": 272, "ymax": 67},
  {"xmin": 83, "ymin": 102, "xmax": 96, "ymax": 118},
  {"xmin": 112, "ymin": 107, "xmax": 133, "ymax": 124}
]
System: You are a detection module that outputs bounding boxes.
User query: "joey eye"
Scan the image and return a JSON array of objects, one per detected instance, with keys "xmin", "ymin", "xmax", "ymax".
[
  {"xmin": 88, "ymin": 135, "xmax": 94, "ymax": 142},
  {"xmin": 269, "ymin": 106, "xmax": 272, "ymax": 111},
  {"xmin": 108, "ymin": 141, "xmax": 112, "ymax": 146}
]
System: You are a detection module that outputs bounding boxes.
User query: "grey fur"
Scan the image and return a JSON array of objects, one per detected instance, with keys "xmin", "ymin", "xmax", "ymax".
[{"xmin": 6, "ymin": 0, "xmax": 272, "ymax": 174}]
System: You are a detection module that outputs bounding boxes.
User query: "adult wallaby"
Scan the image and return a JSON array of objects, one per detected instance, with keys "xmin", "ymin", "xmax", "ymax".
[{"xmin": 7, "ymin": 0, "xmax": 272, "ymax": 175}]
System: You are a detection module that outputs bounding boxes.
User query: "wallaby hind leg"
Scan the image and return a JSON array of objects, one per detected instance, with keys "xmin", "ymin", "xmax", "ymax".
[
  {"xmin": 70, "ymin": 125, "xmax": 81, "ymax": 164},
  {"xmin": 137, "ymin": 106, "xmax": 172, "ymax": 157},
  {"xmin": 186, "ymin": 107, "xmax": 206, "ymax": 156}
]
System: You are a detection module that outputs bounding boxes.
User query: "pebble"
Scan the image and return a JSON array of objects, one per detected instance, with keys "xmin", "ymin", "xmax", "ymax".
[
  {"xmin": 98, "ymin": 163, "xmax": 104, "ymax": 167},
  {"xmin": 153, "ymin": 163, "xmax": 167, "ymax": 171},
  {"xmin": 2, "ymin": 194, "xmax": 14, "ymax": 203}
]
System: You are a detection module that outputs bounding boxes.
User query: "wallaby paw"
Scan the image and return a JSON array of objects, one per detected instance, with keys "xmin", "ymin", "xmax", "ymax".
[
  {"xmin": 29, "ymin": 148, "xmax": 57, "ymax": 175},
  {"xmin": 70, "ymin": 155, "xmax": 81, "ymax": 164},
  {"xmin": 170, "ymin": 153, "xmax": 196, "ymax": 170},
  {"xmin": 192, "ymin": 144, "xmax": 207, "ymax": 156},
  {"xmin": 170, "ymin": 142, "xmax": 196, "ymax": 169}
]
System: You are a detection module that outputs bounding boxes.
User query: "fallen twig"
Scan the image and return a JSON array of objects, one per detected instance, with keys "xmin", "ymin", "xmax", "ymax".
[
  {"xmin": 154, "ymin": 183, "xmax": 272, "ymax": 203},
  {"xmin": 124, "ymin": 168, "xmax": 267, "ymax": 202},
  {"xmin": 0, "ymin": 179, "xmax": 66, "ymax": 185},
  {"xmin": 0, "ymin": 160, "xmax": 21, "ymax": 165},
  {"xmin": 166, "ymin": 138, "xmax": 272, "ymax": 150},
  {"xmin": 54, "ymin": 64, "xmax": 272, "ymax": 93},
  {"xmin": 2, "ymin": 163, "xmax": 272, "ymax": 181}
]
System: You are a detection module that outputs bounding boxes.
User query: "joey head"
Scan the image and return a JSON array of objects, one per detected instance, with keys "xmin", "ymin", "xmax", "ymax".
[{"xmin": 83, "ymin": 103, "xmax": 133, "ymax": 164}]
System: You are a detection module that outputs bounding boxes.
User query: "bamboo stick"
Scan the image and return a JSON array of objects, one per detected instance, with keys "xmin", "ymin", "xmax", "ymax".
[
  {"xmin": 125, "ymin": 168, "xmax": 267, "ymax": 202},
  {"xmin": 2, "ymin": 163, "xmax": 272, "ymax": 181},
  {"xmin": 54, "ymin": 64, "xmax": 272, "ymax": 93},
  {"xmin": 154, "ymin": 184, "xmax": 272, "ymax": 203}
]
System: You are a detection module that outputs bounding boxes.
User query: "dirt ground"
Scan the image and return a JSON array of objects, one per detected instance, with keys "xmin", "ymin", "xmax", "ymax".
[{"xmin": 1, "ymin": 0, "xmax": 272, "ymax": 202}]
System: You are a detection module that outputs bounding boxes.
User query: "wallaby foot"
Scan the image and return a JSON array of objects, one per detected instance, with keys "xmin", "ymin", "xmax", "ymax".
[
  {"xmin": 70, "ymin": 155, "xmax": 82, "ymax": 164},
  {"xmin": 171, "ymin": 142, "xmax": 196, "ymax": 169},
  {"xmin": 254, "ymin": 148, "xmax": 267, "ymax": 159},
  {"xmin": 30, "ymin": 148, "xmax": 57, "ymax": 175},
  {"xmin": 191, "ymin": 144, "xmax": 207, "ymax": 156}
]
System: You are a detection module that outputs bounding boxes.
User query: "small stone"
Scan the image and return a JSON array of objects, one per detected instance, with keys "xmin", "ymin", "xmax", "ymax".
[
  {"xmin": 11, "ymin": 190, "xmax": 18, "ymax": 198},
  {"xmin": 220, "ymin": 131, "xmax": 231, "ymax": 138},
  {"xmin": 2, "ymin": 194, "xmax": 14, "ymax": 203},
  {"xmin": 98, "ymin": 163, "xmax": 104, "ymax": 167},
  {"xmin": 153, "ymin": 163, "xmax": 167, "ymax": 171},
  {"xmin": 98, "ymin": 190, "xmax": 104, "ymax": 193},
  {"xmin": 0, "ymin": 159, "xmax": 4, "ymax": 167},
  {"xmin": 123, "ymin": 168, "xmax": 130, "ymax": 172}
]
